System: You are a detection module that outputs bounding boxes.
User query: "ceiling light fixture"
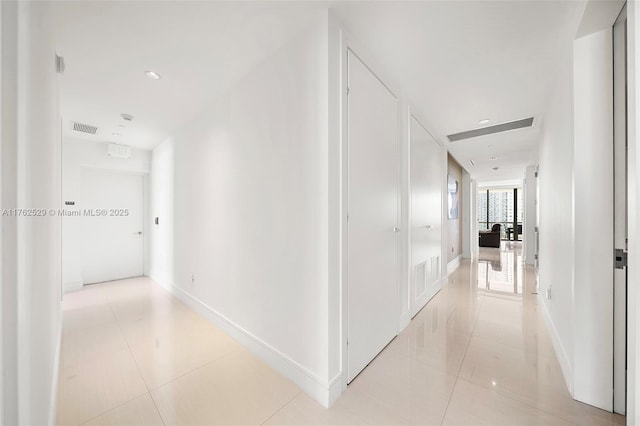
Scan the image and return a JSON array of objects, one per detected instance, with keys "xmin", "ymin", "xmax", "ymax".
[
  {"xmin": 490, "ymin": 156, "xmax": 498, "ymax": 161},
  {"xmin": 145, "ymin": 70, "xmax": 161, "ymax": 80},
  {"xmin": 479, "ymin": 118, "xmax": 490, "ymax": 124},
  {"xmin": 492, "ymin": 166, "xmax": 500, "ymax": 171},
  {"xmin": 112, "ymin": 132, "xmax": 122, "ymax": 137},
  {"xmin": 469, "ymin": 160, "xmax": 476, "ymax": 166}
]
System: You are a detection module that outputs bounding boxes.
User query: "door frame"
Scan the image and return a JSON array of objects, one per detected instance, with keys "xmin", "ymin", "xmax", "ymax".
[
  {"xmin": 340, "ymin": 31, "xmax": 403, "ymax": 392},
  {"xmin": 74, "ymin": 166, "xmax": 148, "ymax": 287},
  {"xmin": 613, "ymin": 4, "xmax": 628, "ymax": 414}
]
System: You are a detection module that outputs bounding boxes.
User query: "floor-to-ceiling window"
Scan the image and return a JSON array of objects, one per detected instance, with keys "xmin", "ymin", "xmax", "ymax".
[{"xmin": 477, "ymin": 187, "xmax": 523, "ymax": 240}]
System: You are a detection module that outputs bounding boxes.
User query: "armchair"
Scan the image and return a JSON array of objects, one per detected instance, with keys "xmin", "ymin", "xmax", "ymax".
[{"xmin": 479, "ymin": 224, "xmax": 501, "ymax": 248}]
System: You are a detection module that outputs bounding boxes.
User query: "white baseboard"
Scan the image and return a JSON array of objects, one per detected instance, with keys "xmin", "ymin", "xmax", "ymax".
[
  {"xmin": 48, "ymin": 318, "xmax": 62, "ymax": 425},
  {"xmin": 151, "ymin": 276, "xmax": 339, "ymax": 408},
  {"xmin": 538, "ymin": 293, "xmax": 573, "ymax": 395},
  {"xmin": 447, "ymin": 255, "xmax": 462, "ymax": 275},
  {"xmin": 63, "ymin": 281, "xmax": 83, "ymax": 293}
]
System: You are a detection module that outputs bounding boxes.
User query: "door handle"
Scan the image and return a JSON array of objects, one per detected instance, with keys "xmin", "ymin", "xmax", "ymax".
[
  {"xmin": 133, "ymin": 231, "xmax": 142, "ymax": 235},
  {"xmin": 393, "ymin": 227, "xmax": 400, "ymax": 233},
  {"xmin": 425, "ymin": 225, "xmax": 432, "ymax": 229}
]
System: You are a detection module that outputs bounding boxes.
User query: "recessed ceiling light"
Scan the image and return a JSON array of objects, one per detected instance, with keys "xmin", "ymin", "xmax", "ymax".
[
  {"xmin": 112, "ymin": 132, "xmax": 122, "ymax": 137},
  {"xmin": 145, "ymin": 70, "xmax": 161, "ymax": 80},
  {"xmin": 490, "ymin": 156, "xmax": 498, "ymax": 161},
  {"xmin": 492, "ymin": 166, "xmax": 500, "ymax": 171},
  {"xmin": 479, "ymin": 118, "xmax": 490, "ymax": 124}
]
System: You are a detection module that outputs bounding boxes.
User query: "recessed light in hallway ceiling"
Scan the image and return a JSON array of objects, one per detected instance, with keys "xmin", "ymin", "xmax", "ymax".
[
  {"xmin": 145, "ymin": 70, "xmax": 161, "ymax": 80},
  {"xmin": 479, "ymin": 118, "xmax": 490, "ymax": 124}
]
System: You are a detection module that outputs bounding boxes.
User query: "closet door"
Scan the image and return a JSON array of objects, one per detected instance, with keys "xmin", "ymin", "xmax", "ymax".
[{"xmin": 347, "ymin": 50, "xmax": 399, "ymax": 382}]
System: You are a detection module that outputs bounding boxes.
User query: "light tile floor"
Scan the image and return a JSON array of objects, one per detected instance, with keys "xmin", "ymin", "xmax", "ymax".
[{"xmin": 57, "ymin": 242, "xmax": 626, "ymax": 425}]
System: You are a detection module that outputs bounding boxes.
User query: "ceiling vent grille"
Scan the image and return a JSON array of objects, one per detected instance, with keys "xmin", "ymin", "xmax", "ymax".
[
  {"xmin": 447, "ymin": 117, "xmax": 534, "ymax": 142},
  {"xmin": 71, "ymin": 121, "xmax": 98, "ymax": 135}
]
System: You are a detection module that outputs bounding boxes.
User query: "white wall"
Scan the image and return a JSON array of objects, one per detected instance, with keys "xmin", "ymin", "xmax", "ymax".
[
  {"xmin": 1, "ymin": 2, "xmax": 19, "ymax": 423},
  {"xmin": 1, "ymin": 1, "xmax": 62, "ymax": 424},
  {"xmin": 572, "ymin": 28, "xmax": 614, "ymax": 410},
  {"xmin": 523, "ymin": 165, "xmax": 537, "ymax": 265},
  {"xmin": 147, "ymin": 139, "xmax": 173, "ymax": 286},
  {"xmin": 149, "ymin": 13, "xmax": 334, "ymax": 405},
  {"xmin": 626, "ymin": 1, "xmax": 639, "ymax": 421},
  {"xmin": 61, "ymin": 137, "xmax": 151, "ymax": 291},
  {"xmin": 537, "ymin": 39, "xmax": 575, "ymax": 392},
  {"xmin": 538, "ymin": 20, "xmax": 617, "ymax": 412}
]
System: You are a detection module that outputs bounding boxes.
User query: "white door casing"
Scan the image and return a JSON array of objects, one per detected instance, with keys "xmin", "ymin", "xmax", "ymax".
[{"xmin": 613, "ymin": 6, "xmax": 628, "ymax": 414}]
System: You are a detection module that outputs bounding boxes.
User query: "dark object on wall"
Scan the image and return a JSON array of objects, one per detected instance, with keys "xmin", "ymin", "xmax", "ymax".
[
  {"xmin": 479, "ymin": 224, "xmax": 501, "ymax": 248},
  {"xmin": 447, "ymin": 174, "xmax": 459, "ymax": 219},
  {"xmin": 155, "ymin": 217, "xmax": 159, "ymax": 225}
]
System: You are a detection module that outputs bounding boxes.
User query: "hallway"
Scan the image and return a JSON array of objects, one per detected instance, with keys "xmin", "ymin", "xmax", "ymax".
[{"xmin": 56, "ymin": 243, "xmax": 623, "ymax": 425}]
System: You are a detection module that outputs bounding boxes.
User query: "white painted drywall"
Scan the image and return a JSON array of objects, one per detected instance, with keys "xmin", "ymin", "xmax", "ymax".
[
  {"xmin": 524, "ymin": 165, "xmax": 537, "ymax": 265},
  {"xmin": 147, "ymin": 139, "xmax": 173, "ymax": 287},
  {"xmin": 1, "ymin": 1, "xmax": 62, "ymax": 424},
  {"xmin": 573, "ymin": 27, "xmax": 614, "ymax": 411},
  {"xmin": 538, "ymin": 22, "xmax": 617, "ymax": 411},
  {"xmin": 61, "ymin": 137, "xmax": 150, "ymax": 291},
  {"xmin": 537, "ymin": 39, "xmax": 575, "ymax": 392},
  {"xmin": 626, "ymin": 1, "xmax": 639, "ymax": 422},
  {"xmin": 1, "ymin": 2, "xmax": 19, "ymax": 423},
  {"xmin": 149, "ymin": 13, "xmax": 333, "ymax": 402}
]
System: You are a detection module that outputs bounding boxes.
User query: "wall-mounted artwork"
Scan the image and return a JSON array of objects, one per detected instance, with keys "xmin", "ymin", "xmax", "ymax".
[{"xmin": 447, "ymin": 174, "xmax": 459, "ymax": 219}]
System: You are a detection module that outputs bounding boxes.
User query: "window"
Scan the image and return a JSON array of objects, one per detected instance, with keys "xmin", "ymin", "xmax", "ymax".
[{"xmin": 477, "ymin": 187, "xmax": 522, "ymax": 240}]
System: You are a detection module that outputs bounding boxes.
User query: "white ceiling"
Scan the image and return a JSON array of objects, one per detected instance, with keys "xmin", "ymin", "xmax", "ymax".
[
  {"xmin": 329, "ymin": 1, "xmax": 587, "ymax": 181},
  {"xmin": 54, "ymin": 1, "xmax": 324, "ymax": 150},
  {"xmin": 55, "ymin": 1, "xmax": 588, "ymax": 181}
]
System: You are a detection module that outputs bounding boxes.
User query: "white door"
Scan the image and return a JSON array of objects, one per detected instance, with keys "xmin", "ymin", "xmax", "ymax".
[
  {"xmin": 81, "ymin": 169, "xmax": 144, "ymax": 284},
  {"xmin": 613, "ymin": 7, "xmax": 627, "ymax": 414},
  {"xmin": 347, "ymin": 50, "xmax": 399, "ymax": 383},
  {"xmin": 410, "ymin": 116, "xmax": 442, "ymax": 316}
]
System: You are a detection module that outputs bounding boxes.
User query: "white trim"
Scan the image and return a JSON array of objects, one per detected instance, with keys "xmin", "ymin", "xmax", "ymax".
[
  {"xmin": 63, "ymin": 281, "xmax": 82, "ymax": 293},
  {"xmin": 538, "ymin": 293, "xmax": 573, "ymax": 395},
  {"xmin": 47, "ymin": 321, "xmax": 62, "ymax": 426},
  {"xmin": 153, "ymin": 278, "xmax": 338, "ymax": 408},
  {"xmin": 447, "ymin": 254, "xmax": 462, "ymax": 275}
]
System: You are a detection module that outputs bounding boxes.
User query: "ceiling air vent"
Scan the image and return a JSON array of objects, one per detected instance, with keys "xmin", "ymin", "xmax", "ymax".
[
  {"xmin": 447, "ymin": 117, "xmax": 535, "ymax": 142},
  {"xmin": 71, "ymin": 121, "xmax": 98, "ymax": 135}
]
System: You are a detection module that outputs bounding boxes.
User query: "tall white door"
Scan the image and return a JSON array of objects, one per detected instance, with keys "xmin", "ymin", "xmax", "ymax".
[
  {"xmin": 81, "ymin": 169, "xmax": 144, "ymax": 284},
  {"xmin": 613, "ymin": 7, "xmax": 627, "ymax": 415},
  {"xmin": 347, "ymin": 50, "xmax": 399, "ymax": 383},
  {"xmin": 410, "ymin": 116, "xmax": 442, "ymax": 316}
]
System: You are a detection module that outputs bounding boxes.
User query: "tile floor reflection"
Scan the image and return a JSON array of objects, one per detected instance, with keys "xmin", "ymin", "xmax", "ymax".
[{"xmin": 57, "ymin": 243, "xmax": 625, "ymax": 425}]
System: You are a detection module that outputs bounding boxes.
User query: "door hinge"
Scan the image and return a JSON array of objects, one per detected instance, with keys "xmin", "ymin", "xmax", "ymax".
[{"xmin": 615, "ymin": 248, "xmax": 628, "ymax": 269}]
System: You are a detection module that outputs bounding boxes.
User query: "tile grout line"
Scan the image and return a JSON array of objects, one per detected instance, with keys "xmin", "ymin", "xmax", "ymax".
[
  {"xmin": 259, "ymin": 390, "xmax": 303, "ymax": 425},
  {"xmin": 107, "ymin": 287, "xmax": 168, "ymax": 426},
  {"xmin": 439, "ymin": 280, "xmax": 485, "ymax": 426}
]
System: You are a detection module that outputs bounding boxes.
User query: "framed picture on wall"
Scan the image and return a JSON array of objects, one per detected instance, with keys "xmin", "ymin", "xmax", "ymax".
[{"xmin": 447, "ymin": 174, "xmax": 459, "ymax": 219}]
